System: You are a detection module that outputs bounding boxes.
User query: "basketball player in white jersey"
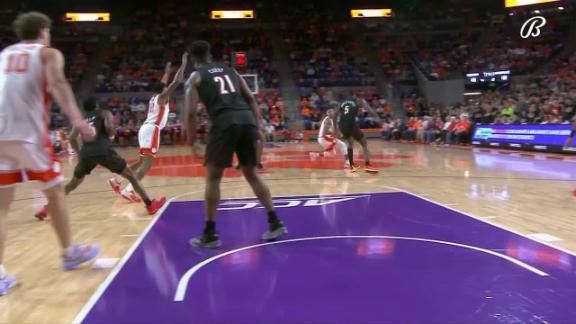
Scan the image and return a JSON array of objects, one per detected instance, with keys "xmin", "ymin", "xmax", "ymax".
[
  {"xmin": 0, "ymin": 12, "xmax": 100, "ymax": 295},
  {"xmin": 108, "ymin": 54, "xmax": 187, "ymax": 202},
  {"xmin": 316, "ymin": 108, "xmax": 349, "ymax": 167}
]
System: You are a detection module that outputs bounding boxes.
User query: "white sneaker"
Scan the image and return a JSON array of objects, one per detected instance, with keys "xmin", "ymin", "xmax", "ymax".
[
  {"xmin": 0, "ymin": 275, "xmax": 18, "ymax": 296},
  {"xmin": 121, "ymin": 188, "xmax": 142, "ymax": 203}
]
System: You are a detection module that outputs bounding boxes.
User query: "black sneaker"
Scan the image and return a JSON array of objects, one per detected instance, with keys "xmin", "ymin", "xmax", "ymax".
[
  {"xmin": 262, "ymin": 221, "xmax": 288, "ymax": 241},
  {"xmin": 189, "ymin": 233, "xmax": 222, "ymax": 249}
]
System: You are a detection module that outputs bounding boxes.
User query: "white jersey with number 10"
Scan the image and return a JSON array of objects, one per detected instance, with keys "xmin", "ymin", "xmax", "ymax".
[{"xmin": 0, "ymin": 43, "xmax": 49, "ymax": 144}]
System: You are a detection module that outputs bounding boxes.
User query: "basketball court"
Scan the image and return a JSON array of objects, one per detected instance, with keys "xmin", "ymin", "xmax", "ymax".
[{"xmin": 2, "ymin": 141, "xmax": 575, "ymax": 323}]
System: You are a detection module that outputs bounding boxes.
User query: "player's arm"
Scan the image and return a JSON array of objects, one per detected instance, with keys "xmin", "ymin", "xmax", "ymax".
[
  {"xmin": 184, "ymin": 71, "xmax": 201, "ymax": 145},
  {"xmin": 68, "ymin": 127, "xmax": 81, "ymax": 153},
  {"xmin": 158, "ymin": 53, "xmax": 188, "ymax": 105},
  {"xmin": 235, "ymin": 70, "xmax": 264, "ymax": 138},
  {"xmin": 102, "ymin": 110, "xmax": 116, "ymax": 139},
  {"xmin": 359, "ymin": 98, "xmax": 381, "ymax": 123},
  {"xmin": 160, "ymin": 62, "xmax": 172, "ymax": 85},
  {"xmin": 331, "ymin": 103, "xmax": 343, "ymax": 138},
  {"xmin": 42, "ymin": 47, "xmax": 93, "ymax": 140}
]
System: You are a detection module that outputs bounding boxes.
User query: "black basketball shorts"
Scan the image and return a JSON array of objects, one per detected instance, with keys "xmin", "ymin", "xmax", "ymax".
[
  {"xmin": 205, "ymin": 124, "xmax": 258, "ymax": 168},
  {"xmin": 74, "ymin": 149, "xmax": 127, "ymax": 178}
]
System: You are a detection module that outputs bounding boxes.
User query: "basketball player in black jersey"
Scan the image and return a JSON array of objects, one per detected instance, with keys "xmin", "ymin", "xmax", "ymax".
[
  {"xmin": 185, "ymin": 40, "xmax": 287, "ymax": 248},
  {"xmin": 35, "ymin": 98, "xmax": 166, "ymax": 219},
  {"xmin": 335, "ymin": 95, "xmax": 379, "ymax": 173}
]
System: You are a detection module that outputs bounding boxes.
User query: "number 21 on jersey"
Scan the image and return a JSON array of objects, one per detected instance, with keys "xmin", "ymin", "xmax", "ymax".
[
  {"xmin": 4, "ymin": 53, "xmax": 29, "ymax": 73},
  {"xmin": 214, "ymin": 75, "xmax": 236, "ymax": 94}
]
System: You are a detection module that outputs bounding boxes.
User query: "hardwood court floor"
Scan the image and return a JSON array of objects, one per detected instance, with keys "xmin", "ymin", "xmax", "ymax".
[{"xmin": 1, "ymin": 141, "xmax": 575, "ymax": 323}]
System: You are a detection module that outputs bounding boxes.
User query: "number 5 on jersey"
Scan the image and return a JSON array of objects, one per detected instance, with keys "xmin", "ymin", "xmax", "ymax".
[{"xmin": 214, "ymin": 75, "xmax": 236, "ymax": 94}]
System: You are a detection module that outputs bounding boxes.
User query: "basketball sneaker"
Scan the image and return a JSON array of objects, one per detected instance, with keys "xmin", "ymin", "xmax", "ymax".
[
  {"xmin": 35, "ymin": 205, "xmax": 49, "ymax": 221},
  {"xmin": 62, "ymin": 244, "xmax": 100, "ymax": 271},
  {"xmin": 0, "ymin": 275, "xmax": 17, "ymax": 296},
  {"xmin": 349, "ymin": 165, "xmax": 361, "ymax": 173},
  {"xmin": 190, "ymin": 233, "xmax": 222, "ymax": 249},
  {"xmin": 262, "ymin": 221, "xmax": 288, "ymax": 241},
  {"xmin": 146, "ymin": 197, "xmax": 167, "ymax": 215},
  {"xmin": 364, "ymin": 163, "xmax": 379, "ymax": 174},
  {"xmin": 121, "ymin": 189, "xmax": 142, "ymax": 203},
  {"xmin": 108, "ymin": 178, "xmax": 122, "ymax": 195}
]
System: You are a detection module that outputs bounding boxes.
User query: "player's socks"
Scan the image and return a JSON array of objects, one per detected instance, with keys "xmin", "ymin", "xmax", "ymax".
[
  {"xmin": 0, "ymin": 264, "xmax": 6, "ymax": 279},
  {"xmin": 347, "ymin": 148, "xmax": 354, "ymax": 167},
  {"xmin": 267, "ymin": 211, "xmax": 280, "ymax": 225},
  {"xmin": 143, "ymin": 198, "xmax": 152, "ymax": 206},
  {"xmin": 204, "ymin": 220, "xmax": 216, "ymax": 234}
]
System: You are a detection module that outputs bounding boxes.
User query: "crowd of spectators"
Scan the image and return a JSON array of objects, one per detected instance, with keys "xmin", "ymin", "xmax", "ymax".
[
  {"xmin": 414, "ymin": 32, "xmax": 478, "ymax": 80},
  {"xmin": 383, "ymin": 51, "xmax": 576, "ymax": 145},
  {"xmin": 95, "ymin": 4, "xmax": 279, "ymax": 93},
  {"xmin": 300, "ymin": 88, "xmax": 393, "ymax": 131},
  {"xmin": 280, "ymin": 6, "xmax": 375, "ymax": 88},
  {"xmin": 464, "ymin": 10, "xmax": 570, "ymax": 75}
]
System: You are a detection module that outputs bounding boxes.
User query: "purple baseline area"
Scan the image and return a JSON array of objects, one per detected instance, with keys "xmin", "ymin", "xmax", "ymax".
[{"xmin": 80, "ymin": 192, "xmax": 576, "ymax": 323}]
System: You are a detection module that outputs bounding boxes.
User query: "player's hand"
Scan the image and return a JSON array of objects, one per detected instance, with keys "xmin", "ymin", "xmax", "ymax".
[{"xmin": 73, "ymin": 119, "xmax": 95, "ymax": 141}]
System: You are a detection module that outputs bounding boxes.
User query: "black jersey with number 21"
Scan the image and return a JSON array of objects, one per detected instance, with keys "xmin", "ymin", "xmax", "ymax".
[{"xmin": 196, "ymin": 63, "xmax": 255, "ymax": 130}]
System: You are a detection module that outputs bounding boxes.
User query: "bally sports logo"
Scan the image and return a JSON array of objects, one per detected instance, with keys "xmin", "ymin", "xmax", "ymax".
[
  {"xmin": 218, "ymin": 195, "xmax": 368, "ymax": 210},
  {"xmin": 520, "ymin": 16, "xmax": 547, "ymax": 39}
]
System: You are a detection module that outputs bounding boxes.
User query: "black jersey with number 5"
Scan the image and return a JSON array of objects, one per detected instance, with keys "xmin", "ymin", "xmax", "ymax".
[
  {"xmin": 197, "ymin": 63, "xmax": 255, "ymax": 130},
  {"xmin": 338, "ymin": 99, "xmax": 359, "ymax": 131}
]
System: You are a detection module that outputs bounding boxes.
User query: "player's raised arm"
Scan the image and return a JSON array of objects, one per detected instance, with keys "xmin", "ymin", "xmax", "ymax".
[
  {"xmin": 184, "ymin": 71, "xmax": 201, "ymax": 145},
  {"xmin": 159, "ymin": 53, "xmax": 188, "ymax": 104},
  {"xmin": 42, "ymin": 47, "xmax": 93, "ymax": 140},
  {"xmin": 160, "ymin": 61, "xmax": 172, "ymax": 85}
]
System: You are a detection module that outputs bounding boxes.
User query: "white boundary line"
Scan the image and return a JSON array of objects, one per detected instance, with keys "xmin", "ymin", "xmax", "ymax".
[
  {"xmin": 382, "ymin": 185, "xmax": 576, "ymax": 258},
  {"xmin": 71, "ymin": 190, "xmax": 201, "ymax": 324},
  {"xmin": 73, "ymin": 182, "xmax": 576, "ymax": 322},
  {"xmin": 72, "ymin": 185, "xmax": 330, "ymax": 323},
  {"xmin": 174, "ymin": 235, "xmax": 548, "ymax": 302}
]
